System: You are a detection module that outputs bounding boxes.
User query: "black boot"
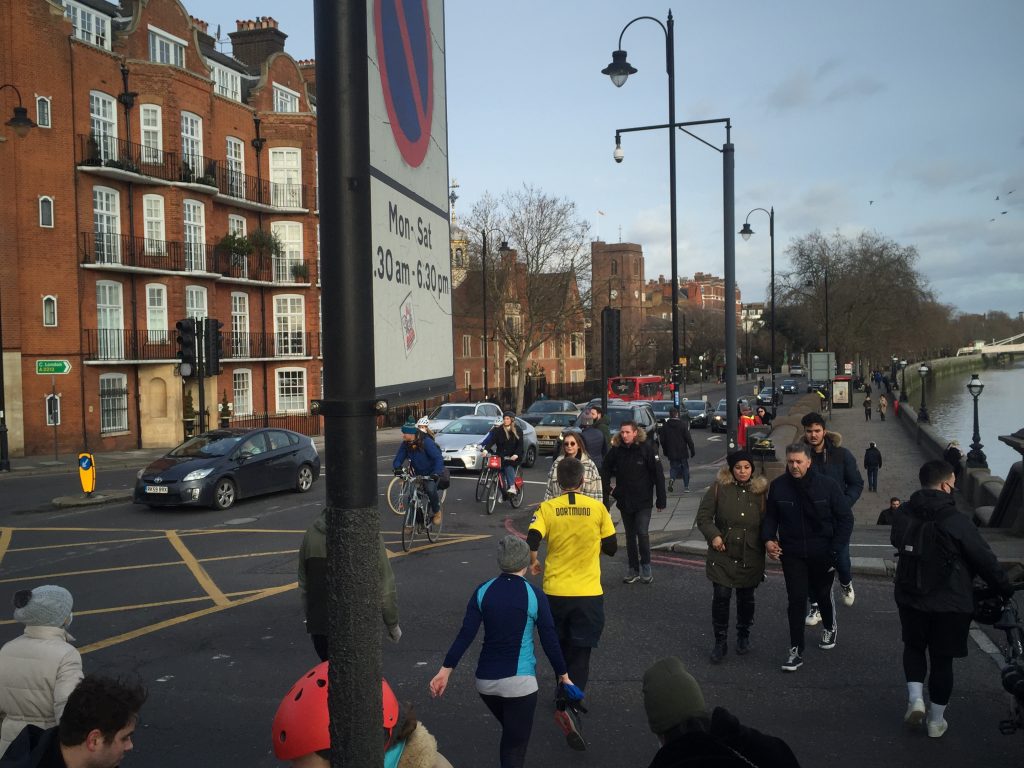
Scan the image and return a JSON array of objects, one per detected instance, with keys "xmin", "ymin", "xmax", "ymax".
[
  {"xmin": 736, "ymin": 587, "xmax": 755, "ymax": 656},
  {"xmin": 710, "ymin": 627, "xmax": 728, "ymax": 664}
]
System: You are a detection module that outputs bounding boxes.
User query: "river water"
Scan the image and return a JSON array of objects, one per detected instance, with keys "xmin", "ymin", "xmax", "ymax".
[{"xmin": 922, "ymin": 361, "xmax": 1024, "ymax": 479}]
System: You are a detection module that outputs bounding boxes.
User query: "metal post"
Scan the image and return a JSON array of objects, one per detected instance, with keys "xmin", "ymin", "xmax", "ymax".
[
  {"xmin": 824, "ymin": 264, "xmax": 830, "ymax": 356},
  {"xmin": 966, "ymin": 374, "xmax": 988, "ymax": 469},
  {"xmin": 313, "ymin": 0, "xmax": 381, "ymax": 764},
  {"xmin": 899, "ymin": 360, "xmax": 908, "ymax": 402},
  {"xmin": 918, "ymin": 366, "xmax": 930, "ymax": 423},
  {"xmin": 665, "ymin": 13, "xmax": 681, "ymax": 409},
  {"xmin": 768, "ymin": 207, "xmax": 777, "ymax": 416},
  {"xmin": 481, "ymin": 232, "xmax": 490, "ymax": 399},
  {"xmin": 723, "ymin": 136, "xmax": 737, "ymax": 451},
  {"xmin": 0, "ymin": 281, "xmax": 9, "ymax": 471},
  {"xmin": 681, "ymin": 314, "xmax": 687, "ymax": 394}
]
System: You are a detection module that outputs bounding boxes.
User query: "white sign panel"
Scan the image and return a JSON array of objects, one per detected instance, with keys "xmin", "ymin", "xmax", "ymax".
[{"xmin": 368, "ymin": 0, "xmax": 453, "ymax": 403}]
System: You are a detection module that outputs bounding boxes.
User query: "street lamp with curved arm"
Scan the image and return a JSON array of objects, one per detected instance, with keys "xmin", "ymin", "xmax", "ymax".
[
  {"xmin": 739, "ymin": 206, "xmax": 776, "ymax": 415},
  {"xmin": 0, "ymin": 83, "xmax": 37, "ymax": 139}
]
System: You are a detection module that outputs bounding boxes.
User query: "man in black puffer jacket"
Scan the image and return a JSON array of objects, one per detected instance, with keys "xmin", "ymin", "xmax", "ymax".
[
  {"xmin": 762, "ymin": 443, "xmax": 853, "ymax": 673},
  {"xmin": 891, "ymin": 459, "xmax": 1013, "ymax": 739}
]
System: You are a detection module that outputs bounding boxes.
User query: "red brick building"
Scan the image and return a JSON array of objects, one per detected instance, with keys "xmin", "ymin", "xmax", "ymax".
[{"xmin": 1, "ymin": 1, "xmax": 321, "ymax": 456}]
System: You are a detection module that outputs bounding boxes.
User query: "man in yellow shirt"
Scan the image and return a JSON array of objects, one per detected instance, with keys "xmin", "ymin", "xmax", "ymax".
[{"xmin": 528, "ymin": 457, "xmax": 617, "ymax": 752}]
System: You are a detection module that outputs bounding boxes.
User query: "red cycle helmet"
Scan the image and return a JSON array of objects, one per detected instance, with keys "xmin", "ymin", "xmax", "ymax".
[{"xmin": 272, "ymin": 662, "xmax": 400, "ymax": 760}]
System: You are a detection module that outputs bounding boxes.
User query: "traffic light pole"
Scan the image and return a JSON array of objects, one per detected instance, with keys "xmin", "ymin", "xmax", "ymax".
[{"xmin": 195, "ymin": 319, "xmax": 206, "ymax": 433}]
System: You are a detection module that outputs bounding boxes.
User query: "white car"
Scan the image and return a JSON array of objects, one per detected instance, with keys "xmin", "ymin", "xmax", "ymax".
[
  {"xmin": 434, "ymin": 416, "xmax": 538, "ymax": 471},
  {"xmin": 425, "ymin": 402, "xmax": 502, "ymax": 433}
]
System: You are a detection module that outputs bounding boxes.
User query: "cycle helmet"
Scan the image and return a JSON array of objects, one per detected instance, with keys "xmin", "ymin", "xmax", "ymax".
[
  {"xmin": 272, "ymin": 662, "xmax": 400, "ymax": 759},
  {"xmin": 416, "ymin": 416, "xmax": 431, "ymax": 430}
]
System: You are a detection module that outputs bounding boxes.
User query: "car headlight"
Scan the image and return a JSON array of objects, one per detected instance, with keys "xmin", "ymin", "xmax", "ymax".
[{"xmin": 182, "ymin": 467, "xmax": 215, "ymax": 482}]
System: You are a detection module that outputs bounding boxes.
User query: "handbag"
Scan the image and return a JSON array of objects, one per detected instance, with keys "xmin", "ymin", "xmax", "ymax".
[{"xmin": 437, "ymin": 468, "xmax": 451, "ymax": 490}]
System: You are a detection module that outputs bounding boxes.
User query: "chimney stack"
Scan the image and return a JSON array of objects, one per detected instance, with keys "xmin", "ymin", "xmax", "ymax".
[
  {"xmin": 190, "ymin": 17, "xmax": 215, "ymax": 48},
  {"xmin": 229, "ymin": 17, "xmax": 287, "ymax": 70}
]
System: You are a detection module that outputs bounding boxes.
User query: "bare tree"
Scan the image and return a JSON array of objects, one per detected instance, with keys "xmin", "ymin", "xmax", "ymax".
[{"xmin": 465, "ymin": 186, "xmax": 591, "ymax": 411}]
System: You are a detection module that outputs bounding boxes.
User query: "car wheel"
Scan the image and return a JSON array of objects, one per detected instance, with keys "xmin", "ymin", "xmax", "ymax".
[
  {"xmin": 523, "ymin": 445, "xmax": 537, "ymax": 468},
  {"xmin": 296, "ymin": 464, "xmax": 314, "ymax": 493},
  {"xmin": 212, "ymin": 478, "xmax": 237, "ymax": 510}
]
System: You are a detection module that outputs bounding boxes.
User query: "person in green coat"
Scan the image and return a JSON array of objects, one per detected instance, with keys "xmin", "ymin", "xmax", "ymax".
[{"xmin": 695, "ymin": 450, "xmax": 769, "ymax": 664}]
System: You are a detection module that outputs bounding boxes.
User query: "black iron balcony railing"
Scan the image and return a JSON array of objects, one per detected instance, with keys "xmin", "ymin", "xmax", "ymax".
[
  {"xmin": 77, "ymin": 134, "xmax": 220, "ymax": 187},
  {"xmin": 83, "ymin": 329, "xmax": 318, "ymax": 362}
]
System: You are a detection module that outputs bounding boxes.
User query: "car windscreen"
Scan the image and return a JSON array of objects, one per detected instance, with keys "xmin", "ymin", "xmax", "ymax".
[
  {"xmin": 526, "ymin": 401, "xmax": 566, "ymax": 414},
  {"xmin": 431, "ymin": 404, "xmax": 473, "ymax": 420},
  {"xmin": 683, "ymin": 400, "xmax": 705, "ymax": 410},
  {"xmin": 439, "ymin": 418, "xmax": 492, "ymax": 436},
  {"xmin": 538, "ymin": 413, "xmax": 575, "ymax": 426},
  {"xmin": 607, "ymin": 409, "xmax": 637, "ymax": 429},
  {"xmin": 649, "ymin": 402, "xmax": 674, "ymax": 415},
  {"xmin": 169, "ymin": 433, "xmax": 243, "ymax": 458}
]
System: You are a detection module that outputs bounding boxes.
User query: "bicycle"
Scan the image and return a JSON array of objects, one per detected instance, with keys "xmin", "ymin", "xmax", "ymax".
[
  {"xmin": 389, "ymin": 466, "xmax": 446, "ymax": 514},
  {"xmin": 977, "ymin": 581, "xmax": 1024, "ymax": 736},
  {"xmin": 393, "ymin": 468, "xmax": 443, "ymax": 552},
  {"xmin": 478, "ymin": 452, "xmax": 524, "ymax": 515}
]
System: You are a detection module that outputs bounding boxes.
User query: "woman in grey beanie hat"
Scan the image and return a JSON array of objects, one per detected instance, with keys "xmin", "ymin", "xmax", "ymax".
[{"xmin": 0, "ymin": 585, "xmax": 84, "ymax": 753}]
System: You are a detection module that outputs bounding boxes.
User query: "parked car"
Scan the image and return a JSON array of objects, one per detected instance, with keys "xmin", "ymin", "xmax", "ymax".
[
  {"xmin": 601, "ymin": 402, "xmax": 660, "ymax": 448},
  {"xmin": 780, "ymin": 379, "xmax": 799, "ymax": 395},
  {"xmin": 682, "ymin": 398, "xmax": 713, "ymax": 429},
  {"xmin": 425, "ymin": 401, "xmax": 502, "ymax": 433},
  {"xmin": 756, "ymin": 387, "xmax": 778, "ymax": 406},
  {"xmin": 434, "ymin": 415, "xmax": 538, "ymax": 471},
  {"xmin": 710, "ymin": 399, "xmax": 751, "ymax": 433},
  {"xmin": 521, "ymin": 399, "xmax": 580, "ymax": 426},
  {"xmin": 534, "ymin": 412, "xmax": 579, "ymax": 455},
  {"xmin": 648, "ymin": 399, "xmax": 677, "ymax": 425},
  {"xmin": 134, "ymin": 427, "xmax": 321, "ymax": 511}
]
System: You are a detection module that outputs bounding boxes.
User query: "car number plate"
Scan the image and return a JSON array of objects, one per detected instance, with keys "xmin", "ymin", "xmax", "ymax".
[{"xmin": 145, "ymin": 485, "xmax": 169, "ymax": 494}]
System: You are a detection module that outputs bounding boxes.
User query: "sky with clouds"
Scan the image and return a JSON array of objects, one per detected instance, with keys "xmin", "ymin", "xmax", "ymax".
[{"xmin": 192, "ymin": 0, "xmax": 1023, "ymax": 315}]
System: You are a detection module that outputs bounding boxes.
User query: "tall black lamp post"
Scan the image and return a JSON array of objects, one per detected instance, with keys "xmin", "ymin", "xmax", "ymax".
[
  {"xmin": 477, "ymin": 231, "xmax": 508, "ymax": 400},
  {"xmin": 917, "ymin": 362, "xmax": 930, "ymax": 423},
  {"xmin": 1, "ymin": 83, "xmax": 38, "ymax": 471},
  {"xmin": 739, "ymin": 206, "xmax": 776, "ymax": 415},
  {"xmin": 965, "ymin": 373, "xmax": 988, "ymax": 469},
  {"xmin": 899, "ymin": 359, "xmax": 909, "ymax": 402}
]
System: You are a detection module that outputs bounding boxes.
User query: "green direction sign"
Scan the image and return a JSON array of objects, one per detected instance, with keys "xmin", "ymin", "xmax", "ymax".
[{"xmin": 36, "ymin": 360, "xmax": 72, "ymax": 375}]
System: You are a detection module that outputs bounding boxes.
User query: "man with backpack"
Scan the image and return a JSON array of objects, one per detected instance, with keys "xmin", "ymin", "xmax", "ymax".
[{"xmin": 891, "ymin": 459, "xmax": 1013, "ymax": 739}]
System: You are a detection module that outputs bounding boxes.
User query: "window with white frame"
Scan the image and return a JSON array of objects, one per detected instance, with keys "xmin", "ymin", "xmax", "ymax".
[
  {"xmin": 89, "ymin": 91, "xmax": 117, "ymax": 162},
  {"xmin": 231, "ymin": 292, "xmax": 250, "ymax": 357},
  {"xmin": 571, "ymin": 333, "xmax": 583, "ymax": 357},
  {"xmin": 228, "ymin": 215, "xmax": 246, "ymax": 237},
  {"xmin": 139, "ymin": 104, "xmax": 162, "ymax": 164},
  {"xmin": 99, "ymin": 373, "xmax": 129, "ymax": 433},
  {"xmin": 270, "ymin": 221, "xmax": 303, "ymax": 282},
  {"xmin": 275, "ymin": 368, "xmax": 307, "ymax": 413},
  {"xmin": 227, "ymin": 215, "xmax": 248, "ymax": 278},
  {"xmin": 180, "ymin": 112, "xmax": 203, "ymax": 180},
  {"xmin": 233, "ymin": 369, "xmax": 252, "ymax": 416},
  {"xmin": 42, "ymin": 296, "xmax": 58, "ymax": 327},
  {"xmin": 269, "ymin": 148, "xmax": 301, "ymax": 208},
  {"xmin": 274, "ymin": 295, "xmax": 306, "ymax": 356},
  {"xmin": 226, "ymin": 136, "xmax": 245, "ymax": 198},
  {"xmin": 183, "ymin": 200, "xmax": 206, "ymax": 271},
  {"xmin": 145, "ymin": 284, "xmax": 168, "ymax": 343},
  {"xmin": 570, "ymin": 369, "xmax": 584, "ymax": 383},
  {"xmin": 35, "ymin": 96, "xmax": 51, "ymax": 128},
  {"xmin": 95, "ymin": 280, "xmax": 123, "ymax": 359},
  {"xmin": 209, "ymin": 62, "xmax": 241, "ymax": 102},
  {"xmin": 92, "ymin": 186, "xmax": 120, "ymax": 263},
  {"xmin": 273, "ymin": 84, "xmax": 300, "ymax": 113},
  {"xmin": 148, "ymin": 25, "xmax": 186, "ymax": 67},
  {"xmin": 462, "ymin": 334, "xmax": 471, "ymax": 357},
  {"xmin": 142, "ymin": 194, "xmax": 165, "ymax": 255},
  {"xmin": 185, "ymin": 285, "xmax": 207, "ymax": 320},
  {"xmin": 63, "ymin": 1, "xmax": 111, "ymax": 49},
  {"xmin": 463, "ymin": 369, "xmax": 471, "ymax": 388},
  {"xmin": 39, "ymin": 197, "xmax": 54, "ymax": 228}
]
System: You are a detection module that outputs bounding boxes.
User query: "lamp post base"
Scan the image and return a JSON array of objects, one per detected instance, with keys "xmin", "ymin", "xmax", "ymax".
[
  {"xmin": 917, "ymin": 407, "xmax": 929, "ymax": 423},
  {"xmin": 0, "ymin": 422, "xmax": 10, "ymax": 471},
  {"xmin": 965, "ymin": 447, "xmax": 987, "ymax": 470}
]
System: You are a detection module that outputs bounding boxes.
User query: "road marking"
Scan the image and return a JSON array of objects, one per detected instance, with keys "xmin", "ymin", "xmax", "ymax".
[
  {"xmin": 166, "ymin": 530, "xmax": 230, "ymax": 607},
  {"xmin": 0, "ymin": 528, "xmax": 12, "ymax": 566}
]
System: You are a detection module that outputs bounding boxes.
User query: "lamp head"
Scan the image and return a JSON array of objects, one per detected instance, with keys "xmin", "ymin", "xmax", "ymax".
[
  {"xmin": 918, "ymin": 363, "xmax": 929, "ymax": 376},
  {"xmin": 899, "ymin": 359, "xmax": 907, "ymax": 369},
  {"xmin": 613, "ymin": 134, "xmax": 623, "ymax": 163},
  {"xmin": 739, "ymin": 222, "xmax": 754, "ymax": 241},
  {"xmin": 601, "ymin": 50, "xmax": 637, "ymax": 87},
  {"xmin": 6, "ymin": 105, "xmax": 36, "ymax": 138},
  {"xmin": 967, "ymin": 373, "xmax": 984, "ymax": 398}
]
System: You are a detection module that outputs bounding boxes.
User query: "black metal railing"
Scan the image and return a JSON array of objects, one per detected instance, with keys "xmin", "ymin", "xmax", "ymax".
[
  {"xmin": 83, "ymin": 329, "xmax": 318, "ymax": 363},
  {"xmin": 77, "ymin": 134, "xmax": 220, "ymax": 187},
  {"xmin": 215, "ymin": 164, "xmax": 269, "ymax": 205},
  {"xmin": 229, "ymin": 412, "xmax": 322, "ymax": 436}
]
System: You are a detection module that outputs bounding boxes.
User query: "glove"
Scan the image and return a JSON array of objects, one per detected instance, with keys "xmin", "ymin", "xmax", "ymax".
[
  {"xmin": 690, "ymin": 450, "xmax": 696, "ymax": 458},
  {"xmin": 394, "ymin": 468, "xmax": 403, "ymax": 476},
  {"xmin": 430, "ymin": 474, "xmax": 439, "ymax": 482},
  {"xmin": 387, "ymin": 624, "xmax": 402, "ymax": 643},
  {"xmin": 561, "ymin": 682, "xmax": 585, "ymax": 702}
]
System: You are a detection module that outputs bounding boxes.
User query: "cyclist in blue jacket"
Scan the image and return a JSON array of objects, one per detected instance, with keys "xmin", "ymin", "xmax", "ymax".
[{"xmin": 394, "ymin": 420, "xmax": 444, "ymax": 526}]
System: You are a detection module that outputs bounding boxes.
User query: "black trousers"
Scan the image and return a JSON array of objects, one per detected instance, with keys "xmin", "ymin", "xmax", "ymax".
[
  {"xmin": 480, "ymin": 691, "xmax": 538, "ymax": 768},
  {"xmin": 780, "ymin": 553, "xmax": 835, "ymax": 651},
  {"xmin": 711, "ymin": 582, "xmax": 756, "ymax": 636}
]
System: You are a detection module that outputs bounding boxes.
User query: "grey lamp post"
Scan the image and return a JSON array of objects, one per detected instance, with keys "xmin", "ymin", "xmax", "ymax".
[
  {"xmin": 899, "ymin": 359, "xmax": 909, "ymax": 402},
  {"xmin": 1, "ymin": 83, "xmax": 38, "ymax": 471},
  {"xmin": 478, "ymin": 231, "xmax": 508, "ymax": 400},
  {"xmin": 739, "ymin": 206, "xmax": 776, "ymax": 415},
  {"xmin": 965, "ymin": 373, "xmax": 987, "ymax": 469},
  {"xmin": 917, "ymin": 362, "xmax": 930, "ymax": 423}
]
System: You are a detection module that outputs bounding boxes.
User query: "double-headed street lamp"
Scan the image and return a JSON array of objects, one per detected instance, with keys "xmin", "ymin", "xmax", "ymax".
[
  {"xmin": 917, "ymin": 362, "xmax": 930, "ymax": 423},
  {"xmin": 965, "ymin": 373, "xmax": 988, "ymax": 469},
  {"xmin": 1, "ymin": 83, "xmax": 39, "ymax": 471},
  {"xmin": 739, "ymin": 206, "xmax": 776, "ymax": 415}
]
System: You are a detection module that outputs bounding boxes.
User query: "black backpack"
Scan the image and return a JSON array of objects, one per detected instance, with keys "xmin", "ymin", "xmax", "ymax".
[{"xmin": 895, "ymin": 510, "xmax": 959, "ymax": 595}]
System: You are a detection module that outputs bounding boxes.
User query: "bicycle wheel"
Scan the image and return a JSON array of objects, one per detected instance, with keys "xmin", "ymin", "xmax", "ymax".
[
  {"xmin": 387, "ymin": 476, "xmax": 405, "ymax": 515},
  {"xmin": 401, "ymin": 499, "xmax": 417, "ymax": 552},
  {"xmin": 426, "ymin": 501, "xmax": 443, "ymax": 543},
  {"xmin": 509, "ymin": 473, "xmax": 524, "ymax": 508},
  {"xmin": 486, "ymin": 476, "xmax": 500, "ymax": 515},
  {"xmin": 475, "ymin": 469, "xmax": 489, "ymax": 502}
]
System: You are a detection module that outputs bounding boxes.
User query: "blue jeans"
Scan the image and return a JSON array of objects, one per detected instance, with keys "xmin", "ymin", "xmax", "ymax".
[
  {"xmin": 866, "ymin": 467, "xmax": 879, "ymax": 492},
  {"xmin": 502, "ymin": 462, "xmax": 517, "ymax": 493},
  {"xmin": 403, "ymin": 478, "xmax": 439, "ymax": 515},
  {"xmin": 669, "ymin": 459, "xmax": 690, "ymax": 488}
]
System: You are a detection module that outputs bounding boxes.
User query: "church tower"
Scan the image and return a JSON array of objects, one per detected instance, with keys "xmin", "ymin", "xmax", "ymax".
[{"xmin": 589, "ymin": 240, "xmax": 647, "ymax": 377}]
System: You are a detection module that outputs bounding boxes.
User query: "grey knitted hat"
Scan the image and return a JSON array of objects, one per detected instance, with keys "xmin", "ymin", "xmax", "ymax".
[
  {"xmin": 643, "ymin": 656, "xmax": 707, "ymax": 734},
  {"xmin": 497, "ymin": 535, "xmax": 530, "ymax": 573},
  {"xmin": 12, "ymin": 585, "xmax": 73, "ymax": 627}
]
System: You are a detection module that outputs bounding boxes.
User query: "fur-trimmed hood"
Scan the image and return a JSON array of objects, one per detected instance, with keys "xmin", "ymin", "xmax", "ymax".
[
  {"xmin": 803, "ymin": 430, "xmax": 844, "ymax": 449},
  {"xmin": 398, "ymin": 722, "xmax": 452, "ymax": 768},
  {"xmin": 609, "ymin": 426, "xmax": 649, "ymax": 448},
  {"xmin": 715, "ymin": 465, "xmax": 768, "ymax": 495}
]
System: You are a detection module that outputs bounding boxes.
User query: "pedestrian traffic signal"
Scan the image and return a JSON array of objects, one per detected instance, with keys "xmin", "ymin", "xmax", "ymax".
[
  {"xmin": 203, "ymin": 318, "xmax": 224, "ymax": 377},
  {"xmin": 670, "ymin": 363, "xmax": 684, "ymax": 385},
  {"xmin": 175, "ymin": 318, "xmax": 197, "ymax": 377}
]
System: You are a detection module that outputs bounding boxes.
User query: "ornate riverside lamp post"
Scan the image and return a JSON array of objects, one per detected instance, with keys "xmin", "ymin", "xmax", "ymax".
[
  {"xmin": 899, "ymin": 359, "xmax": 909, "ymax": 402},
  {"xmin": 917, "ymin": 362, "xmax": 930, "ymax": 423},
  {"xmin": 965, "ymin": 373, "xmax": 988, "ymax": 469}
]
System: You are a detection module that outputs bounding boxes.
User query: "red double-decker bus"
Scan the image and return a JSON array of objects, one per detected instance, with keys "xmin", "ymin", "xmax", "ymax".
[{"xmin": 608, "ymin": 375, "xmax": 665, "ymax": 401}]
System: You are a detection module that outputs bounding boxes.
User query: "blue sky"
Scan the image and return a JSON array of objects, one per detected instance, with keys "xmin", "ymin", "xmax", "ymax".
[{"xmin": 191, "ymin": 0, "xmax": 1024, "ymax": 315}]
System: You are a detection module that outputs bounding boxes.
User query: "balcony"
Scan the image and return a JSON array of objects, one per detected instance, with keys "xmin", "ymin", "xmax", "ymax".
[
  {"xmin": 77, "ymin": 134, "xmax": 219, "ymax": 189},
  {"xmin": 83, "ymin": 329, "xmax": 318, "ymax": 363},
  {"xmin": 214, "ymin": 166, "xmax": 310, "ymax": 213}
]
